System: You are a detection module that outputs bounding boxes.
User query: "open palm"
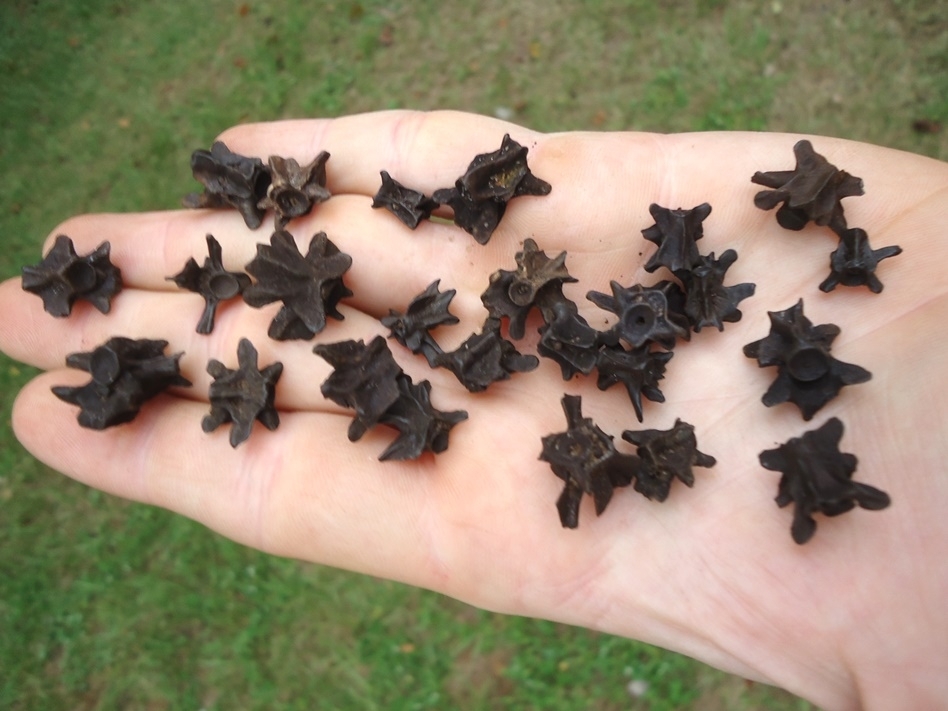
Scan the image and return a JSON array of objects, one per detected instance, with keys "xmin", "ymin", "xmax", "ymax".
[{"xmin": 2, "ymin": 111, "xmax": 946, "ymax": 710}]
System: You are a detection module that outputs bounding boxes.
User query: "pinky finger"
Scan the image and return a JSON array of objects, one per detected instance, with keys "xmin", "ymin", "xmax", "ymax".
[{"xmin": 11, "ymin": 370, "xmax": 441, "ymax": 584}]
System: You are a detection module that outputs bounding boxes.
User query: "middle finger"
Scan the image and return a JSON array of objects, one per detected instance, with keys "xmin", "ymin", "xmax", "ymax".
[{"xmin": 0, "ymin": 279, "xmax": 473, "ymax": 411}]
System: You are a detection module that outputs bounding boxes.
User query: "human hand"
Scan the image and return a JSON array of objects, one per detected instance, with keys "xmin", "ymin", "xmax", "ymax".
[{"xmin": 2, "ymin": 111, "xmax": 946, "ymax": 710}]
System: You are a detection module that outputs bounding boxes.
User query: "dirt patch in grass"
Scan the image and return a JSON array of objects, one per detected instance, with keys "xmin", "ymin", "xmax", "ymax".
[{"xmin": 445, "ymin": 646, "xmax": 516, "ymax": 706}]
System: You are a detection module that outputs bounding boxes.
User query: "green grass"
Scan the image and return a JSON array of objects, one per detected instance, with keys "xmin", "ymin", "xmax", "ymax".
[{"xmin": 1, "ymin": 1, "xmax": 945, "ymax": 708}]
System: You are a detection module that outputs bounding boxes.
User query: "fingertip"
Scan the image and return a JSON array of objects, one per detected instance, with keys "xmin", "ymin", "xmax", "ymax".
[
  {"xmin": 10, "ymin": 369, "xmax": 209, "ymax": 507},
  {"xmin": 0, "ymin": 276, "xmax": 63, "ymax": 367},
  {"xmin": 0, "ymin": 273, "xmax": 23, "ymax": 299},
  {"xmin": 213, "ymin": 110, "xmax": 543, "ymax": 197},
  {"xmin": 11, "ymin": 370, "xmax": 91, "ymax": 478}
]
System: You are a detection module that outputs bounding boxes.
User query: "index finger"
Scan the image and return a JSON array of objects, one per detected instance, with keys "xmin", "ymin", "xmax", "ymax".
[
  {"xmin": 217, "ymin": 109, "xmax": 542, "ymax": 199},
  {"xmin": 217, "ymin": 110, "xmax": 947, "ymax": 244}
]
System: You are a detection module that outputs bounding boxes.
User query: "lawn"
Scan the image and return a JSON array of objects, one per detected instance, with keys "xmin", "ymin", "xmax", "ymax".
[{"xmin": 1, "ymin": 1, "xmax": 945, "ymax": 709}]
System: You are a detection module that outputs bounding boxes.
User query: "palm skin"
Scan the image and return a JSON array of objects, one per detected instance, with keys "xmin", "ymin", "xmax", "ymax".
[{"xmin": 2, "ymin": 111, "xmax": 946, "ymax": 710}]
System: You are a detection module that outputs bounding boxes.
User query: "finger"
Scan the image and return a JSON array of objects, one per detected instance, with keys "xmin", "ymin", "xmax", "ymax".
[
  {"xmin": 218, "ymin": 114, "xmax": 948, "ymax": 303},
  {"xmin": 0, "ymin": 277, "xmax": 477, "ymax": 410},
  {"xmin": 217, "ymin": 112, "xmax": 945, "ymax": 235},
  {"xmin": 37, "ymin": 199, "xmax": 501, "ymax": 323},
  {"xmin": 20, "ymin": 119, "xmax": 948, "ymax": 389},
  {"xmin": 44, "ymin": 116, "xmax": 944, "ymax": 327},
  {"xmin": 26, "ymin": 129, "xmax": 732, "ymax": 338},
  {"xmin": 11, "ymin": 370, "xmax": 443, "ymax": 582},
  {"xmin": 217, "ymin": 109, "xmax": 541, "ymax": 198},
  {"xmin": 218, "ymin": 111, "xmax": 665, "ymax": 267},
  {"xmin": 10, "ymin": 368, "xmax": 590, "ymax": 609},
  {"xmin": 47, "ymin": 115, "xmax": 948, "ymax": 283},
  {"xmin": 38, "ymin": 113, "xmax": 567, "ymax": 318}
]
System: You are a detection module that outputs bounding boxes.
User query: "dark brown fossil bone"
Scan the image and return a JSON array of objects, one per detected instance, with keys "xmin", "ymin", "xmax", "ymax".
[
  {"xmin": 22, "ymin": 235, "xmax": 122, "ymax": 318},
  {"xmin": 481, "ymin": 238, "xmax": 577, "ymax": 340},
  {"xmin": 371, "ymin": 171, "xmax": 440, "ymax": 229},
  {"xmin": 743, "ymin": 299, "xmax": 871, "ymax": 420},
  {"xmin": 203, "ymin": 338, "xmax": 283, "ymax": 448},
  {"xmin": 759, "ymin": 417, "xmax": 890, "ymax": 544},
  {"xmin": 458, "ymin": 133, "xmax": 551, "ymax": 203},
  {"xmin": 539, "ymin": 395, "xmax": 640, "ymax": 529},
  {"xmin": 751, "ymin": 140, "xmax": 864, "ymax": 234},
  {"xmin": 169, "ymin": 234, "xmax": 251, "ymax": 334},
  {"xmin": 377, "ymin": 375, "xmax": 469, "ymax": 461},
  {"xmin": 432, "ymin": 186, "xmax": 505, "ymax": 245},
  {"xmin": 587, "ymin": 282, "xmax": 691, "ymax": 350},
  {"xmin": 819, "ymin": 227, "xmax": 902, "ymax": 294},
  {"xmin": 433, "ymin": 317, "xmax": 539, "ymax": 392},
  {"xmin": 433, "ymin": 134, "xmax": 551, "ymax": 244},
  {"xmin": 595, "ymin": 344, "xmax": 673, "ymax": 422},
  {"xmin": 243, "ymin": 231, "xmax": 352, "ymax": 341},
  {"xmin": 313, "ymin": 337, "xmax": 468, "ymax": 460},
  {"xmin": 621, "ymin": 419, "xmax": 716, "ymax": 502},
  {"xmin": 642, "ymin": 202, "xmax": 712, "ymax": 274},
  {"xmin": 313, "ymin": 336, "xmax": 403, "ymax": 442},
  {"xmin": 183, "ymin": 141, "xmax": 272, "ymax": 229},
  {"xmin": 257, "ymin": 152, "xmax": 331, "ymax": 230},
  {"xmin": 674, "ymin": 250, "xmax": 756, "ymax": 332},
  {"xmin": 52, "ymin": 337, "xmax": 190, "ymax": 430},
  {"xmin": 536, "ymin": 299, "xmax": 601, "ymax": 380},
  {"xmin": 382, "ymin": 280, "xmax": 459, "ymax": 366}
]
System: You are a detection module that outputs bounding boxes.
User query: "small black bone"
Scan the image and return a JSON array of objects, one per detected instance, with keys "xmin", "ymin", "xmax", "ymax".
[
  {"xmin": 588, "ymin": 282, "xmax": 690, "ymax": 350},
  {"xmin": 540, "ymin": 395, "xmax": 640, "ymax": 528},
  {"xmin": 203, "ymin": 338, "xmax": 283, "ymax": 448},
  {"xmin": 169, "ymin": 234, "xmax": 251, "ymax": 334},
  {"xmin": 642, "ymin": 202, "xmax": 712, "ymax": 274},
  {"xmin": 313, "ymin": 336, "xmax": 403, "ymax": 442},
  {"xmin": 622, "ymin": 419, "xmax": 716, "ymax": 502},
  {"xmin": 22, "ymin": 235, "xmax": 122, "ymax": 318},
  {"xmin": 481, "ymin": 238, "xmax": 577, "ymax": 339},
  {"xmin": 432, "ymin": 184, "xmax": 506, "ymax": 245},
  {"xmin": 314, "ymin": 337, "xmax": 468, "ymax": 460},
  {"xmin": 371, "ymin": 171, "xmax": 440, "ymax": 229},
  {"xmin": 434, "ymin": 317, "xmax": 539, "ymax": 392},
  {"xmin": 674, "ymin": 250, "xmax": 756, "ymax": 332},
  {"xmin": 52, "ymin": 337, "xmax": 190, "ymax": 430},
  {"xmin": 257, "ymin": 152, "xmax": 331, "ymax": 230},
  {"xmin": 751, "ymin": 140, "xmax": 864, "ymax": 234},
  {"xmin": 183, "ymin": 141, "xmax": 272, "ymax": 229},
  {"xmin": 382, "ymin": 280, "xmax": 459, "ymax": 366},
  {"xmin": 595, "ymin": 344, "xmax": 673, "ymax": 422},
  {"xmin": 743, "ymin": 299, "xmax": 871, "ymax": 420},
  {"xmin": 377, "ymin": 375, "xmax": 469, "ymax": 461},
  {"xmin": 457, "ymin": 133, "xmax": 551, "ymax": 203},
  {"xmin": 536, "ymin": 299, "xmax": 601, "ymax": 379},
  {"xmin": 759, "ymin": 417, "xmax": 890, "ymax": 544},
  {"xmin": 243, "ymin": 230, "xmax": 352, "ymax": 341},
  {"xmin": 819, "ymin": 227, "xmax": 902, "ymax": 294},
  {"xmin": 433, "ymin": 134, "xmax": 551, "ymax": 244}
]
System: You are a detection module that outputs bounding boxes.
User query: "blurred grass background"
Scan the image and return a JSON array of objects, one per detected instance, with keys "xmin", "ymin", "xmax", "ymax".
[{"xmin": 1, "ymin": 1, "xmax": 945, "ymax": 709}]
